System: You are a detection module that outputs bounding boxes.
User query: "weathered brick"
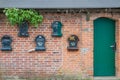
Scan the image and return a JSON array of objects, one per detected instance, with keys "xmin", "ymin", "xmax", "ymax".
[{"xmin": 0, "ymin": 12, "xmax": 119, "ymax": 79}]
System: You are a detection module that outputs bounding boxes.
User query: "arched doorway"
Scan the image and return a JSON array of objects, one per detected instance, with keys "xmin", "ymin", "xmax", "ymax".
[{"xmin": 94, "ymin": 17, "xmax": 116, "ymax": 76}]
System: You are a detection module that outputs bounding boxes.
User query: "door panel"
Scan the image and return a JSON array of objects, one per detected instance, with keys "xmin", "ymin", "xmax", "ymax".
[{"xmin": 94, "ymin": 18, "xmax": 115, "ymax": 76}]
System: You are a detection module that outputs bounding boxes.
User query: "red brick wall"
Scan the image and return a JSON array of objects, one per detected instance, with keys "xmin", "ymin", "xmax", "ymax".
[{"xmin": 0, "ymin": 12, "xmax": 120, "ymax": 78}]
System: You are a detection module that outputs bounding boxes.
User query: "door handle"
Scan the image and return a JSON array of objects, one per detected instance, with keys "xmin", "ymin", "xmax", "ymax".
[
  {"xmin": 110, "ymin": 45, "xmax": 115, "ymax": 48},
  {"xmin": 110, "ymin": 42, "xmax": 116, "ymax": 51}
]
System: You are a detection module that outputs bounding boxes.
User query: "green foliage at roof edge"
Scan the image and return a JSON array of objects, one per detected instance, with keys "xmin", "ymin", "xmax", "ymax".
[{"xmin": 3, "ymin": 8, "xmax": 43, "ymax": 28}]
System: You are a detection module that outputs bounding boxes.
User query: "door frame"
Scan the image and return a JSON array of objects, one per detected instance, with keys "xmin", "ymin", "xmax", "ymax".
[{"xmin": 92, "ymin": 17, "xmax": 119, "ymax": 77}]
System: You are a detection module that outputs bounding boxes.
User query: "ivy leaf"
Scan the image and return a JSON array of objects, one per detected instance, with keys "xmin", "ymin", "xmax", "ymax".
[{"xmin": 3, "ymin": 8, "xmax": 43, "ymax": 27}]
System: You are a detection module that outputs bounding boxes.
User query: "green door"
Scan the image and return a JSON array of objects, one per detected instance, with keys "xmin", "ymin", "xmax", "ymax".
[{"xmin": 94, "ymin": 17, "xmax": 115, "ymax": 76}]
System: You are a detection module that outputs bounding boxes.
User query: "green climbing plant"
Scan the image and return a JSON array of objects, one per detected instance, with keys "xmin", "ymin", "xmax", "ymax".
[{"xmin": 3, "ymin": 8, "xmax": 43, "ymax": 27}]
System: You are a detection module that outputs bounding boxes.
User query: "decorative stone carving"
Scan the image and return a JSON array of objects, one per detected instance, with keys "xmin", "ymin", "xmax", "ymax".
[
  {"xmin": 35, "ymin": 35, "xmax": 46, "ymax": 51},
  {"xmin": 51, "ymin": 21, "xmax": 63, "ymax": 37},
  {"xmin": 67, "ymin": 35, "xmax": 79, "ymax": 50},
  {"xmin": 1, "ymin": 35, "xmax": 12, "ymax": 51},
  {"xmin": 18, "ymin": 21, "xmax": 29, "ymax": 37}
]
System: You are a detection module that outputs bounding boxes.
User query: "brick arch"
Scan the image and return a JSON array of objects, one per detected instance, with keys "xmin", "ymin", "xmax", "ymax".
[
  {"xmin": 93, "ymin": 16, "xmax": 118, "ymax": 21},
  {"xmin": 93, "ymin": 17, "xmax": 116, "ymax": 21},
  {"xmin": 90, "ymin": 12, "xmax": 119, "ymax": 21}
]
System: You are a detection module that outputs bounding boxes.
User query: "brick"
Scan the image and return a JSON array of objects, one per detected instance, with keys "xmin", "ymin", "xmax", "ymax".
[{"xmin": 0, "ymin": 12, "xmax": 120, "ymax": 78}]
